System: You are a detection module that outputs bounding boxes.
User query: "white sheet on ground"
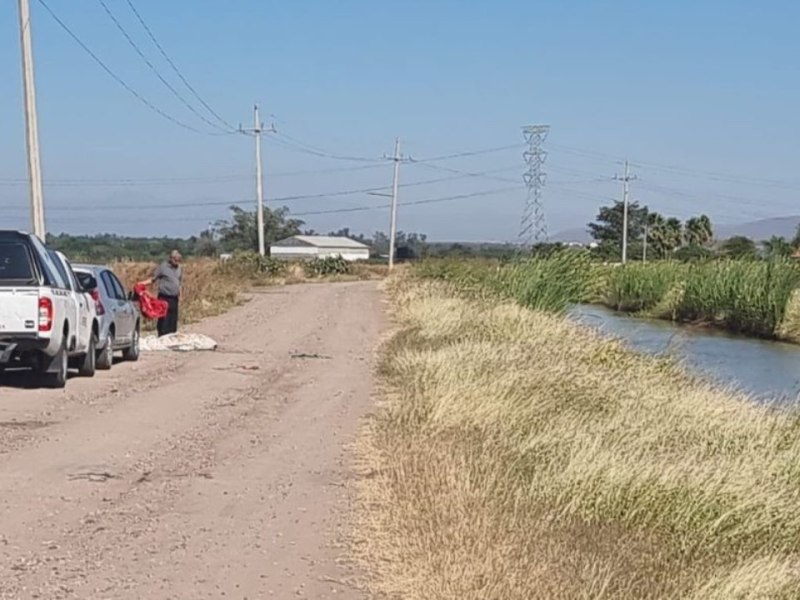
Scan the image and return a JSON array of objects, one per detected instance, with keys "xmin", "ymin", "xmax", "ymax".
[{"xmin": 140, "ymin": 333, "xmax": 218, "ymax": 352}]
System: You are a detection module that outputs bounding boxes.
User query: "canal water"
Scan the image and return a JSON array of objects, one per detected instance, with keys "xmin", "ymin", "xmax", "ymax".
[{"xmin": 569, "ymin": 305, "xmax": 800, "ymax": 403}]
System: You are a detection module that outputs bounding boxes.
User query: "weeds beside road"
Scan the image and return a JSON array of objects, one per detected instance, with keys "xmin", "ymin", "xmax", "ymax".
[
  {"xmin": 114, "ymin": 254, "xmax": 388, "ymax": 326},
  {"xmin": 356, "ymin": 272, "xmax": 800, "ymax": 599}
]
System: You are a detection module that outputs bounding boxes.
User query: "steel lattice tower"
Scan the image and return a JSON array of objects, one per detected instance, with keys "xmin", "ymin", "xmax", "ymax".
[{"xmin": 518, "ymin": 125, "xmax": 550, "ymax": 247}]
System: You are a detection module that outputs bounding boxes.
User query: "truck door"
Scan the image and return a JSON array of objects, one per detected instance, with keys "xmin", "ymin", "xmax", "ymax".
[
  {"xmin": 46, "ymin": 250, "xmax": 79, "ymax": 351},
  {"xmin": 63, "ymin": 257, "xmax": 93, "ymax": 351},
  {"xmin": 108, "ymin": 272, "xmax": 134, "ymax": 342}
]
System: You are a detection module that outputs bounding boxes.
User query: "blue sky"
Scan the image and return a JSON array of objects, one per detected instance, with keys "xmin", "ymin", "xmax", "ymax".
[{"xmin": 1, "ymin": 0, "xmax": 798, "ymax": 241}]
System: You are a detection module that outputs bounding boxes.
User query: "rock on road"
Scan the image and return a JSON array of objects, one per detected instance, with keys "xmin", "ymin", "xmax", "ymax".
[{"xmin": 0, "ymin": 281, "xmax": 382, "ymax": 599}]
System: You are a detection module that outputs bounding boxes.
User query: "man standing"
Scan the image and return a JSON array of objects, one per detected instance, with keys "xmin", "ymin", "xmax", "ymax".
[{"xmin": 142, "ymin": 250, "xmax": 183, "ymax": 337}]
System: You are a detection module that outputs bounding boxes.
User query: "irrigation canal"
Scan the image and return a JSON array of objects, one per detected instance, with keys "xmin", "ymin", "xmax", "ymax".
[{"xmin": 570, "ymin": 305, "xmax": 800, "ymax": 403}]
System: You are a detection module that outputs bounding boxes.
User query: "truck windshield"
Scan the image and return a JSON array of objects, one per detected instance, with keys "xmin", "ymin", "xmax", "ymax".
[{"xmin": 0, "ymin": 243, "xmax": 35, "ymax": 283}]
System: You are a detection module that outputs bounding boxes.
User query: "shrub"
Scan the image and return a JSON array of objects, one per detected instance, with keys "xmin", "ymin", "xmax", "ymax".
[
  {"xmin": 304, "ymin": 256, "xmax": 351, "ymax": 277},
  {"xmin": 215, "ymin": 251, "xmax": 286, "ymax": 278}
]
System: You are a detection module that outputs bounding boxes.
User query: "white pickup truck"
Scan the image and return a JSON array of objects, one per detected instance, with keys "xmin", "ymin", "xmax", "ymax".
[{"xmin": 0, "ymin": 231, "xmax": 99, "ymax": 388}]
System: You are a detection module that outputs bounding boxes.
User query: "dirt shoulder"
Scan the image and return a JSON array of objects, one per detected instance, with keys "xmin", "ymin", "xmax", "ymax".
[{"xmin": 0, "ymin": 281, "xmax": 382, "ymax": 599}]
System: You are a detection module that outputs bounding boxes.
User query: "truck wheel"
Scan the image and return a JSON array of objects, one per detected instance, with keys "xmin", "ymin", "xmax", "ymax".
[
  {"xmin": 78, "ymin": 334, "xmax": 97, "ymax": 377},
  {"xmin": 44, "ymin": 340, "xmax": 68, "ymax": 389},
  {"xmin": 122, "ymin": 325, "xmax": 140, "ymax": 362},
  {"xmin": 97, "ymin": 332, "xmax": 114, "ymax": 370}
]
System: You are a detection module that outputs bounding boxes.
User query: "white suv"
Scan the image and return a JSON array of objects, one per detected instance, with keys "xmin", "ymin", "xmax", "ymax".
[{"xmin": 0, "ymin": 231, "xmax": 99, "ymax": 388}]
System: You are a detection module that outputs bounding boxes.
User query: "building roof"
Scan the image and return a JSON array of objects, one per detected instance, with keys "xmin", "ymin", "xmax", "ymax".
[{"xmin": 271, "ymin": 235, "xmax": 370, "ymax": 249}]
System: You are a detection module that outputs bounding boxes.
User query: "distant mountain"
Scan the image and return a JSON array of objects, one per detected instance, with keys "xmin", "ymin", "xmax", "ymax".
[
  {"xmin": 551, "ymin": 227, "xmax": 592, "ymax": 244},
  {"xmin": 715, "ymin": 216, "xmax": 800, "ymax": 242}
]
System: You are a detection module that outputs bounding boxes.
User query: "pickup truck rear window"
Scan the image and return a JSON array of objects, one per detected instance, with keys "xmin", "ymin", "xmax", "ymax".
[{"xmin": 0, "ymin": 243, "xmax": 35, "ymax": 282}]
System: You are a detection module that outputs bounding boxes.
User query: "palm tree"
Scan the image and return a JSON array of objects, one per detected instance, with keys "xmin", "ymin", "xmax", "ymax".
[
  {"xmin": 647, "ymin": 213, "xmax": 682, "ymax": 258},
  {"xmin": 685, "ymin": 215, "xmax": 713, "ymax": 246}
]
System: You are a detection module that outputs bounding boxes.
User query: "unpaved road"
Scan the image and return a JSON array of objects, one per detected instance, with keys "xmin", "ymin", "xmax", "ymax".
[{"xmin": 0, "ymin": 282, "xmax": 382, "ymax": 599}]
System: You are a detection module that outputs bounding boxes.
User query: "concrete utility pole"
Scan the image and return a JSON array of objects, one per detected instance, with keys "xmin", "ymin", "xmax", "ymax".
[
  {"xmin": 388, "ymin": 137, "xmax": 401, "ymax": 270},
  {"xmin": 614, "ymin": 160, "xmax": 636, "ymax": 264},
  {"xmin": 17, "ymin": 0, "xmax": 46, "ymax": 240},
  {"xmin": 254, "ymin": 105, "xmax": 265, "ymax": 256},
  {"xmin": 643, "ymin": 223, "xmax": 648, "ymax": 263},
  {"xmin": 240, "ymin": 105, "xmax": 266, "ymax": 256}
]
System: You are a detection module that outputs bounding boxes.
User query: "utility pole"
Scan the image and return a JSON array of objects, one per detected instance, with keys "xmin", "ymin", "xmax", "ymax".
[
  {"xmin": 614, "ymin": 161, "xmax": 636, "ymax": 264},
  {"xmin": 388, "ymin": 138, "xmax": 401, "ymax": 270},
  {"xmin": 17, "ymin": 0, "xmax": 46, "ymax": 240},
  {"xmin": 643, "ymin": 224, "xmax": 648, "ymax": 263},
  {"xmin": 239, "ymin": 105, "xmax": 268, "ymax": 256}
]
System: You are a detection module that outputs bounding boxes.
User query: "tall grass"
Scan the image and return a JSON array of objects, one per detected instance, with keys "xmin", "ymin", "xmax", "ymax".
[
  {"xmin": 605, "ymin": 262, "xmax": 686, "ymax": 312},
  {"xmin": 416, "ymin": 251, "xmax": 593, "ymax": 312},
  {"xmin": 355, "ymin": 275, "xmax": 800, "ymax": 599},
  {"xmin": 604, "ymin": 259, "xmax": 800, "ymax": 338}
]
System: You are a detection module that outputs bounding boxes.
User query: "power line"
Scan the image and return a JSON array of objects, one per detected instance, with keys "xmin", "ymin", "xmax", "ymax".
[
  {"xmin": 36, "ymin": 0, "xmax": 225, "ymax": 135},
  {"xmin": 270, "ymin": 163, "xmax": 388, "ymax": 177},
  {"xmin": 269, "ymin": 132, "xmax": 383, "ymax": 162},
  {"xmin": 0, "ymin": 164, "xmax": 392, "ymax": 186},
  {"xmin": 631, "ymin": 161, "xmax": 800, "ymax": 190},
  {"xmin": 0, "ymin": 174, "xmax": 250, "ymax": 187},
  {"xmin": 23, "ymin": 186, "xmax": 522, "ymax": 224},
  {"xmin": 291, "ymin": 186, "xmax": 523, "ymax": 216},
  {"xmin": 410, "ymin": 143, "xmax": 525, "ymax": 162},
  {"xmin": 96, "ymin": 0, "xmax": 233, "ymax": 133},
  {"xmin": 122, "ymin": 0, "xmax": 236, "ymax": 131},
  {"xmin": 0, "ymin": 171, "xmax": 523, "ymax": 212},
  {"xmin": 0, "ymin": 163, "xmax": 522, "ymax": 188},
  {"xmin": 409, "ymin": 161, "xmax": 521, "ymax": 184},
  {"xmin": 549, "ymin": 142, "xmax": 800, "ymax": 189}
]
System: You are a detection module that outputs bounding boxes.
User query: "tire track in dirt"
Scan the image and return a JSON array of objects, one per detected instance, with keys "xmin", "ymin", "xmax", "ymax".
[{"xmin": 0, "ymin": 281, "xmax": 381, "ymax": 599}]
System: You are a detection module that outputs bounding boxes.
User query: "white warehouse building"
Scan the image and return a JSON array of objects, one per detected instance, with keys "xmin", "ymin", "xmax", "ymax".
[{"xmin": 270, "ymin": 235, "xmax": 371, "ymax": 262}]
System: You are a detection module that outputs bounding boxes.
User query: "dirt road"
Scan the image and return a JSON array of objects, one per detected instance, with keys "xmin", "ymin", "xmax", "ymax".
[{"xmin": 0, "ymin": 282, "xmax": 382, "ymax": 599}]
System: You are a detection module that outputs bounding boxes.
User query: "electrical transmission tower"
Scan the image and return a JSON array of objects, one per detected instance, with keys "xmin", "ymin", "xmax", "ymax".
[{"xmin": 519, "ymin": 125, "xmax": 550, "ymax": 247}]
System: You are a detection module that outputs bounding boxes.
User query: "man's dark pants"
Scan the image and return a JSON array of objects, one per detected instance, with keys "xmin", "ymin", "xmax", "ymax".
[{"xmin": 157, "ymin": 294, "xmax": 179, "ymax": 337}]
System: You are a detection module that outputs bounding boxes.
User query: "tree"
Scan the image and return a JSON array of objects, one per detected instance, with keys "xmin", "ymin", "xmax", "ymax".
[
  {"xmin": 762, "ymin": 236, "xmax": 793, "ymax": 259},
  {"xmin": 213, "ymin": 205, "xmax": 304, "ymax": 252},
  {"xmin": 588, "ymin": 201, "xmax": 649, "ymax": 247},
  {"xmin": 673, "ymin": 244, "xmax": 713, "ymax": 262},
  {"xmin": 193, "ymin": 229, "xmax": 219, "ymax": 257},
  {"xmin": 647, "ymin": 213, "xmax": 682, "ymax": 258},
  {"xmin": 685, "ymin": 214, "xmax": 713, "ymax": 246},
  {"xmin": 720, "ymin": 236, "xmax": 757, "ymax": 259}
]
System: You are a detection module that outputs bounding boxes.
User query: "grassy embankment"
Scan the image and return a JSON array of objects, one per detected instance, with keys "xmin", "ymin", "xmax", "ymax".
[
  {"xmin": 355, "ymin": 265, "xmax": 800, "ymax": 599},
  {"xmin": 414, "ymin": 255, "xmax": 800, "ymax": 341},
  {"xmin": 114, "ymin": 255, "xmax": 387, "ymax": 326}
]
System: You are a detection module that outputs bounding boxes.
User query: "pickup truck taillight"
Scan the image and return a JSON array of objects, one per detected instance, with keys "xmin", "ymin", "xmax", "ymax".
[
  {"xmin": 90, "ymin": 289, "xmax": 106, "ymax": 316},
  {"xmin": 38, "ymin": 297, "xmax": 53, "ymax": 332}
]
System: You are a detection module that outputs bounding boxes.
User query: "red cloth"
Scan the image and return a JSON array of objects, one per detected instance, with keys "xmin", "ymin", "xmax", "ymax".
[{"xmin": 133, "ymin": 283, "xmax": 169, "ymax": 320}]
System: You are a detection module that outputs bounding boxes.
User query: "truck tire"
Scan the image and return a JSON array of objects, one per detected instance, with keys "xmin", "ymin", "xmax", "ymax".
[
  {"xmin": 78, "ymin": 334, "xmax": 97, "ymax": 377},
  {"xmin": 97, "ymin": 332, "xmax": 114, "ymax": 370},
  {"xmin": 122, "ymin": 324, "xmax": 140, "ymax": 362},
  {"xmin": 44, "ymin": 339, "xmax": 68, "ymax": 389}
]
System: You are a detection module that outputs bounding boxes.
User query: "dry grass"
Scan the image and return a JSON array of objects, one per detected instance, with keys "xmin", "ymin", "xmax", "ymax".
[
  {"xmin": 354, "ymin": 274, "xmax": 800, "ymax": 599},
  {"xmin": 113, "ymin": 259, "xmax": 245, "ymax": 325},
  {"xmin": 112, "ymin": 259, "xmax": 388, "ymax": 326}
]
